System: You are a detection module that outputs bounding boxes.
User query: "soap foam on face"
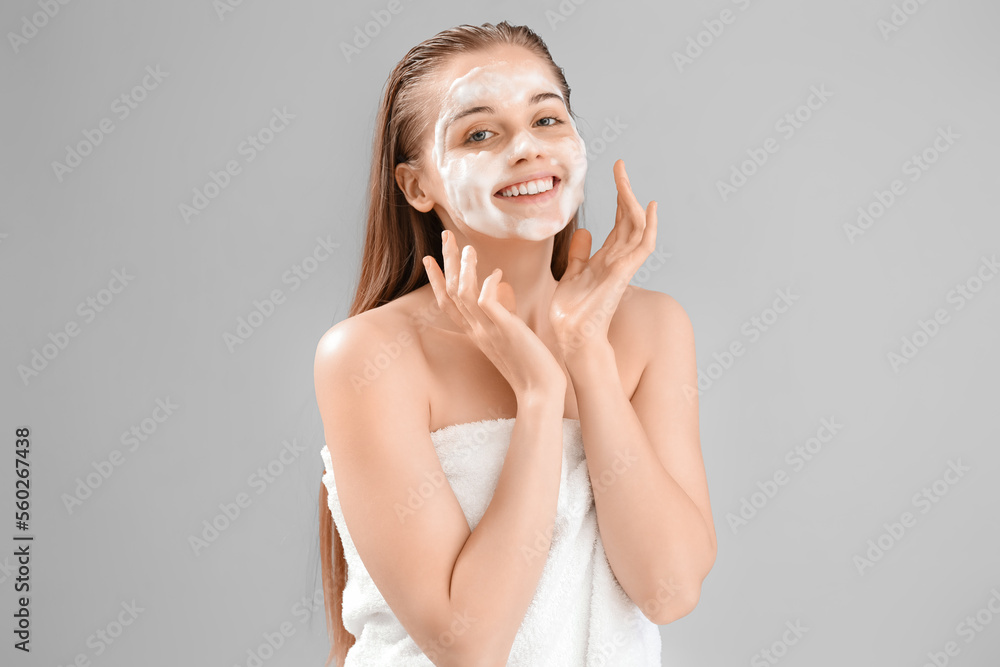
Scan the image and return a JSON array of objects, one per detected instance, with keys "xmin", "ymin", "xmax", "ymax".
[{"xmin": 428, "ymin": 59, "xmax": 587, "ymax": 241}]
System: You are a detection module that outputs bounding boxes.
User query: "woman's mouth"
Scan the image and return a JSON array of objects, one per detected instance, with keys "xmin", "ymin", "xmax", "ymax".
[{"xmin": 494, "ymin": 176, "xmax": 561, "ymax": 203}]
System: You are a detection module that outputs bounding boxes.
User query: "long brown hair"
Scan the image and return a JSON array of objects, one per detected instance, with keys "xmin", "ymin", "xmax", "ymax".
[{"xmin": 318, "ymin": 21, "xmax": 584, "ymax": 666}]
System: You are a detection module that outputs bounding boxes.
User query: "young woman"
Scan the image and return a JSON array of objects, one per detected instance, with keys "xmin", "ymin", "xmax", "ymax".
[{"xmin": 315, "ymin": 21, "xmax": 716, "ymax": 666}]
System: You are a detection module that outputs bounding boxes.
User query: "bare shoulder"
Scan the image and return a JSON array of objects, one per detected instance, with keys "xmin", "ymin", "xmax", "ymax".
[
  {"xmin": 630, "ymin": 285, "xmax": 691, "ymax": 326},
  {"xmin": 615, "ymin": 284, "xmax": 692, "ymax": 335},
  {"xmin": 313, "ymin": 295, "xmax": 429, "ymax": 408},
  {"xmin": 613, "ymin": 285, "xmax": 695, "ymax": 367}
]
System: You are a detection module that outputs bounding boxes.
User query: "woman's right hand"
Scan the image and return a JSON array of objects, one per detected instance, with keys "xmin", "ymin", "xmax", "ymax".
[{"xmin": 423, "ymin": 230, "xmax": 567, "ymax": 401}]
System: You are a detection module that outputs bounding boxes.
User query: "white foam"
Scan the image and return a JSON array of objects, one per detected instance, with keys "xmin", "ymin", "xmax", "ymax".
[{"xmin": 428, "ymin": 57, "xmax": 587, "ymax": 241}]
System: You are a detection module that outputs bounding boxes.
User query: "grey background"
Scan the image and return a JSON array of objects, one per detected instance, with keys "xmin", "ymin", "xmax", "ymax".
[{"xmin": 2, "ymin": 0, "xmax": 999, "ymax": 665}]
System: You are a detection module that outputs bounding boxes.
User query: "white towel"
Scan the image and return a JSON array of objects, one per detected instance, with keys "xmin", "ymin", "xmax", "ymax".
[{"xmin": 320, "ymin": 417, "xmax": 662, "ymax": 666}]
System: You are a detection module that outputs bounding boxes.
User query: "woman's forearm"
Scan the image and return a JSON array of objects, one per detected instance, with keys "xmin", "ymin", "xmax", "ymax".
[
  {"xmin": 446, "ymin": 390, "xmax": 565, "ymax": 665},
  {"xmin": 566, "ymin": 340, "xmax": 715, "ymax": 623}
]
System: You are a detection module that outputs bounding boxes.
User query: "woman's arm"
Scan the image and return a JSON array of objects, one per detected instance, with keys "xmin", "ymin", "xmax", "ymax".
[
  {"xmin": 448, "ymin": 391, "xmax": 565, "ymax": 662},
  {"xmin": 565, "ymin": 289, "xmax": 716, "ymax": 625},
  {"xmin": 316, "ymin": 316, "xmax": 565, "ymax": 666}
]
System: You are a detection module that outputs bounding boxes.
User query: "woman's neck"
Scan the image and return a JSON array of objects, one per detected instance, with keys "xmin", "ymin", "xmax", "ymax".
[{"xmin": 438, "ymin": 228, "xmax": 561, "ymax": 335}]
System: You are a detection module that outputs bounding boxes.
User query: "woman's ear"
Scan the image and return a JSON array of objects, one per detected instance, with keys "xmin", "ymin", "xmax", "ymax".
[{"xmin": 395, "ymin": 162, "xmax": 435, "ymax": 213}]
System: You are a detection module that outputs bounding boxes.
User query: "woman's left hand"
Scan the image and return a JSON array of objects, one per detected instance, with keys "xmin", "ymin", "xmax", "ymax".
[{"xmin": 550, "ymin": 159, "xmax": 658, "ymax": 362}]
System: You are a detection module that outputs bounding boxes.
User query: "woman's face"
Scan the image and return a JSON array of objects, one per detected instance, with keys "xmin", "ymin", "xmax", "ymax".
[{"xmin": 413, "ymin": 45, "xmax": 588, "ymax": 241}]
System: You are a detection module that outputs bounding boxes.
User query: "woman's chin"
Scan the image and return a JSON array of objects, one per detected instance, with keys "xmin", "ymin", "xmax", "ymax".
[
  {"xmin": 507, "ymin": 216, "xmax": 571, "ymax": 241},
  {"xmin": 456, "ymin": 208, "xmax": 573, "ymax": 241}
]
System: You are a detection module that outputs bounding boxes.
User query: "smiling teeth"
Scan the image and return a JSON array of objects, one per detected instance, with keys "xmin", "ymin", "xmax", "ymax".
[{"xmin": 499, "ymin": 177, "xmax": 554, "ymax": 197}]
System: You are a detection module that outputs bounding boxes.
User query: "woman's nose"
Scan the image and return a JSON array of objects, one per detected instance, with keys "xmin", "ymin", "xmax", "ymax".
[{"xmin": 507, "ymin": 128, "xmax": 544, "ymax": 165}]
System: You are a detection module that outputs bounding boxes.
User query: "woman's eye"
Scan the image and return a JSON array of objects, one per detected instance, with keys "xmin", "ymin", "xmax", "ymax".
[
  {"xmin": 465, "ymin": 117, "xmax": 563, "ymax": 144},
  {"xmin": 466, "ymin": 129, "xmax": 494, "ymax": 143}
]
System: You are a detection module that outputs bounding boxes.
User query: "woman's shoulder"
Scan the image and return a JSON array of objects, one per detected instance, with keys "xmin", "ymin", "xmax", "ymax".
[
  {"xmin": 612, "ymin": 285, "xmax": 693, "ymax": 368},
  {"xmin": 313, "ymin": 292, "xmax": 434, "ymax": 459},
  {"xmin": 616, "ymin": 284, "xmax": 690, "ymax": 331},
  {"xmin": 314, "ymin": 288, "xmax": 432, "ymax": 383}
]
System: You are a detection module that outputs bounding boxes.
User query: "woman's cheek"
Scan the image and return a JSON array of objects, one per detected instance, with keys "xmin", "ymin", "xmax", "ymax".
[
  {"xmin": 438, "ymin": 157, "xmax": 461, "ymax": 218},
  {"xmin": 444, "ymin": 152, "xmax": 501, "ymax": 226},
  {"xmin": 558, "ymin": 133, "xmax": 588, "ymax": 211}
]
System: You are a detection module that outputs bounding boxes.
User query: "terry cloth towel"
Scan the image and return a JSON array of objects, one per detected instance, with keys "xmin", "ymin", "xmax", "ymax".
[{"xmin": 319, "ymin": 416, "xmax": 663, "ymax": 666}]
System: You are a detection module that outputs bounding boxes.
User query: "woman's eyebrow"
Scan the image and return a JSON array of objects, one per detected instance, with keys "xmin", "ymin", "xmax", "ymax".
[{"xmin": 444, "ymin": 91, "xmax": 565, "ymax": 136}]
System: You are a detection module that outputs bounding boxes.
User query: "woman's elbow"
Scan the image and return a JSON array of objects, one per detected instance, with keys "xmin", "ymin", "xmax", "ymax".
[{"xmin": 640, "ymin": 576, "xmax": 705, "ymax": 625}]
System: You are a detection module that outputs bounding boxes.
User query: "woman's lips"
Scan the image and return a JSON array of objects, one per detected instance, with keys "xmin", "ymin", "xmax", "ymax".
[{"xmin": 493, "ymin": 177, "xmax": 561, "ymax": 203}]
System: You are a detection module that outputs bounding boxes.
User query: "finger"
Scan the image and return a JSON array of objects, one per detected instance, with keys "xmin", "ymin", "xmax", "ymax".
[
  {"xmin": 455, "ymin": 244, "xmax": 493, "ymax": 332},
  {"xmin": 609, "ymin": 160, "xmax": 647, "ymax": 263},
  {"xmin": 478, "ymin": 268, "xmax": 508, "ymax": 323},
  {"xmin": 496, "ymin": 279, "xmax": 517, "ymax": 314},
  {"xmin": 423, "ymin": 254, "xmax": 468, "ymax": 331},
  {"xmin": 617, "ymin": 159, "xmax": 644, "ymax": 213},
  {"xmin": 601, "ymin": 161, "xmax": 634, "ymax": 265},
  {"xmin": 563, "ymin": 228, "xmax": 592, "ymax": 280},
  {"xmin": 608, "ymin": 193, "xmax": 623, "ymax": 247},
  {"xmin": 441, "ymin": 231, "xmax": 475, "ymax": 330},
  {"xmin": 643, "ymin": 200, "xmax": 658, "ymax": 254},
  {"xmin": 617, "ymin": 201, "xmax": 659, "ymax": 280},
  {"xmin": 442, "ymin": 230, "xmax": 462, "ymax": 305},
  {"xmin": 617, "ymin": 160, "xmax": 647, "ymax": 246},
  {"xmin": 614, "ymin": 160, "xmax": 637, "ymax": 246}
]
